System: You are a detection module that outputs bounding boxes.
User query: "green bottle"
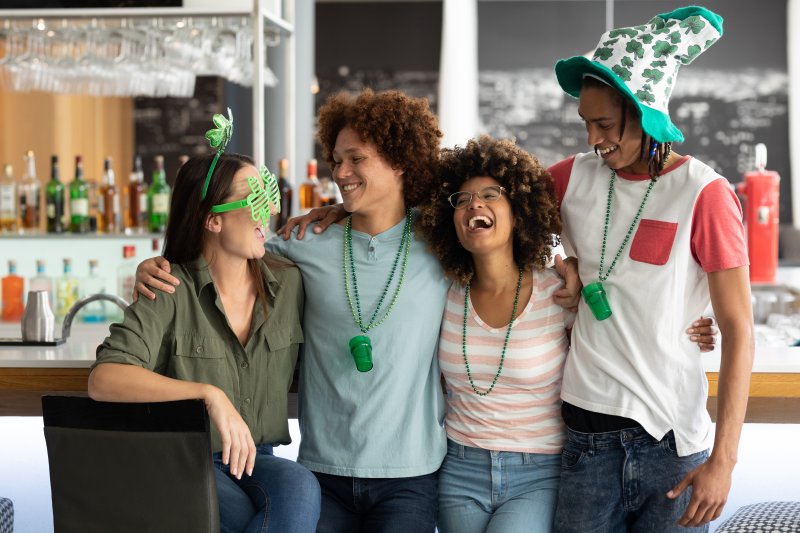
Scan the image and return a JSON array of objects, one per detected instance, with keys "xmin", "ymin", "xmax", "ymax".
[
  {"xmin": 46, "ymin": 154, "xmax": 65, "ymax": 233},
  {"xmin": 69, "ymin": 155, "xmax": 89, "ymax": 233},
  {"xmin": 147, "ymin": 155, "xmax": 170, "ymax": 233}
]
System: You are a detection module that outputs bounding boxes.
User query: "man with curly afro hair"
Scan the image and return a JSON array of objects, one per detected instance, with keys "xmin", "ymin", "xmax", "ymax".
[{"xmin": 272, "ymin": 89, "xmax": 450, "ymax": 532}]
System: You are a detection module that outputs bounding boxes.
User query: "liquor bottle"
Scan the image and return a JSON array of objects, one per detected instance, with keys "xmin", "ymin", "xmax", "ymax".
[
  {"xmin": 0, "ymin": 164, "xmax": 17, "ymax": 232},
  {"xmin": 274, "ymin": 158, "xmax": 293, "ymax": 228},
  {"xmin": 127, "ymin": 155, "xmax": 147, "ymax": 233},
  {"xmin": 29, "ymin": 259, "xmax": 54, "ymax": 308},
  {"xmin": 98, "ymin": 157, "xmax": 120, "ymax": 233},
  {"xmin": 117, "ymin": 245, "xmax": 137, "ymax": 304},
  {"xmin": 69, "ymin": 156, "xmax": 89, "ymax": 233},
  {"xmin": 298, "ymin": 159, "xmax": 322, "ymax": 215},
  {"xmin": 147, "ymin": 155, "xmax": 170, "ymax": 233},
  {"xmin": 18, "ymin": 150, "xmax": 41, "ymax": 232},
  {"xmin": 45, "ymin": 155, "xmax": 65, "ymax": 233},
  {"xmin": 319, "ymin": 175, "xmax": 341, "ymax": 207},
  {"xmin": 88, "ymin": 173, "xmax": 100, "ymax": 233},
  {"xmin": 81, "ymin": 259, "xmax": 106, "ymax": 323},
  {"xmin": 55, "ymin": 258, "xmax": 79, "ymax": 322},
  {"xmin": 1, "ymin": 260, "xmax": 24, "ymax": 322}
]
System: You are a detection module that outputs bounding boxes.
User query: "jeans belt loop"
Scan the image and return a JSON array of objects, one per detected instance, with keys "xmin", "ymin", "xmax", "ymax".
[
  {"xmin": 458, "ymin": 443, "xmax": 466, "ymax": 460},
  {"xmin": 587, "ymin": 433, "xmax": 595, "ymax": 455},
  {"xmin": 522, "ymin": 452, "xmax": 531, "ymax": 465}
]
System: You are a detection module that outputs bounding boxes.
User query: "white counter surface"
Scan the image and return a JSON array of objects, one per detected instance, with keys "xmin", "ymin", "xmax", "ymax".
[
  {"xmin": 0, "ymin": 322, "xmax": 109, "ymax": 368},
  {"xmin": 1, "ymin": 322, "xmax": 799, "ymax": 373}
]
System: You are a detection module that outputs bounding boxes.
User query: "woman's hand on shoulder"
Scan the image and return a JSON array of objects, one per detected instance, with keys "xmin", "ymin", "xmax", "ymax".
[
  {"xmin": 203, "ymin": 386, "xmax": 256, "ymax": 479},
  {"xmin": 276, "ymin": 204, "xmax": 348, "ymax": 240},
  {"xmin": 553, "ymin": 255, "xmax": 582, "ymax": 312},
  {"xmin": 133, "ymin": 256, "xmax": 180, "ymax": 302}
]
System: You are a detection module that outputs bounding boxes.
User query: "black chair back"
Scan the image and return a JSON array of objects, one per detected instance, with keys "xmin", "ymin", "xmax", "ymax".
[{"xmin": 42, "ymin": 396, "xmax": 219, "ymax": 533}]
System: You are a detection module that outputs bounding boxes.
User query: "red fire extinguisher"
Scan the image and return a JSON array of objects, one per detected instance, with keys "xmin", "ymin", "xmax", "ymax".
[{"xmin": 735, "ymin": 143, "xmax": 780, "ymax": 284}]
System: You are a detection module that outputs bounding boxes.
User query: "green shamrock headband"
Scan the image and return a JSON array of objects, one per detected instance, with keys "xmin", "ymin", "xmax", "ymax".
[
  {"xmin": 201, "ymin": 107, "xmax": 234, "ymax": 200},
  {"xmin": 200, "ymin": 107, "xmax": 281, "ymax": 225},
  {"xmin": 210, "ymin": 166, "xmax": 281, "ymax": 227}
]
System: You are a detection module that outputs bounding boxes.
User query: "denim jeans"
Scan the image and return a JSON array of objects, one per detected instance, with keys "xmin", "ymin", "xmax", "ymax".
[
  {"xmin": 438, "ymin": 439, "xmax": 561, "ymax": 533},
  {"xmin": 313, "ymin": 471, "xmax": 438, "ymax": 533},
  {"xmin": 213, "ymin": 444, "xmax": 321, "ymax": 533},
  {"xmin": 553, "ymin": 427, "xmax": 709, "ymax": 533}
]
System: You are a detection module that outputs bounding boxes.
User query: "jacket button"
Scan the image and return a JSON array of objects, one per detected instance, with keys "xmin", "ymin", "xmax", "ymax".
[{"xmin": 195, "ymin": 346, "xmax": 202, "ymax": 353}]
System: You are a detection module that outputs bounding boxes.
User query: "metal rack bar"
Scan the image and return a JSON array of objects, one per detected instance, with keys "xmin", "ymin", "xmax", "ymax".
[
  {"xmin": 0, "ymin": 7, "xmax": 293, "ymax": 33},
  {"xmin": 253, "ymin": 0, "xmax": 266, "ymax": 168}
]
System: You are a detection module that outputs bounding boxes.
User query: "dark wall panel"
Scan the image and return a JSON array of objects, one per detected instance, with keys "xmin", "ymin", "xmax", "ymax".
[{"xmin": 315, "ymin": 0, "xmax": 791, "ymax": 222}]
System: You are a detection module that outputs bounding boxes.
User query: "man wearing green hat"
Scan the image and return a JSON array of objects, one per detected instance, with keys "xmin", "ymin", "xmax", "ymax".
[{"xmin": 549, "ymin": 6, "xmax": 754, "ymax": 531}]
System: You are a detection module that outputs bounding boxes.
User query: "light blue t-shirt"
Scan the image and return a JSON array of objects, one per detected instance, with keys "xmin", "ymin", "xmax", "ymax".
[{"xmin": 267, "ymin": 218, "xmax": 449, "ymax": 477}]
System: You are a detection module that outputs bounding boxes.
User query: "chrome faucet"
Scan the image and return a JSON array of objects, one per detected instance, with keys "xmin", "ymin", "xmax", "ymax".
[{"xmin": 61, "ymin": 294, "xmax": 130, "ymax": 340}]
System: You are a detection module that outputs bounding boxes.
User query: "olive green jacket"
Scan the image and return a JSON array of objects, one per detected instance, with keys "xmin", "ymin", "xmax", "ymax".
[{"xmin": 95, "ymin": 253, "xmax": 304, "ymax": 452}]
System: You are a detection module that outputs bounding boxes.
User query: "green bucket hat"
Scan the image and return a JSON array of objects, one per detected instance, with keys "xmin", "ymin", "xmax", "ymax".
[{"xmin": 555, "ymin": 6, "xmax": 723, "ymax": 143}]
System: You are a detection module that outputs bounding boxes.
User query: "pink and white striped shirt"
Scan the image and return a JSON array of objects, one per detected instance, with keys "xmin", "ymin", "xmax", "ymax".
[{"xmin": 439, "ymin": 268, "xmax": 573, "ymax": 454}]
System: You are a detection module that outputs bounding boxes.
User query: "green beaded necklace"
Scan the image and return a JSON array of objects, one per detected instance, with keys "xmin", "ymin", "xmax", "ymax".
[
  {"xmin": 586, "ymin": 169, "xmax": 656, "ymax": 317},
  {"xmin": 343, "ymin": 209, "xmax": 412, "ymax": 361},
  {"xmin": 462, "ymin": 266, "xmax": 523, "ymax": 396}
]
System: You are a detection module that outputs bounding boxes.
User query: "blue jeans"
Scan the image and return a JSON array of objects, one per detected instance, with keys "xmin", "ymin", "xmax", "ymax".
[
  {"xmin": 314, "ymin": 471, "xmax": 438, "ymax": 533},
  {"xmin": 213, "ymin": 444, "xmax": 321, "ymax": 533},
  {"xmin": 553, "ymin": 427, "xmax": 709, "ymax": 533},
  {"xmin": 438, "ymin": 439, "xmax": 561, "ymax": 533}
]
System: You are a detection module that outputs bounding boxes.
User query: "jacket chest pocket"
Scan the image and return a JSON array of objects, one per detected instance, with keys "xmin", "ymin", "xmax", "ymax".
[
  {"xmin": 169, "ymin": 336, "xmax": 232, "ymax": 392},
  {"xmin": 264, "ymin": 325, "xmax": 304, "ymax": 352},
  {"xmin": 174, "ymin": 336, "xmax": 227, "ymax": 359},
  {"xmin": 629, "ymin": 219, "xmax": 678, "ymax": 266}
]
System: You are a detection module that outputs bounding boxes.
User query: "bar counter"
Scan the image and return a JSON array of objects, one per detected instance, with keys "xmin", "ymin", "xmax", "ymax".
[{"xmin": 1, "ymin": 322, "xmax": 799, "ymax": 421}]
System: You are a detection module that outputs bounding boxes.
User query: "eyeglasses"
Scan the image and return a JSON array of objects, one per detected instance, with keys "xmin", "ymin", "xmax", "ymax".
[
  {"xmin": 210, "ymin": 166, "xmax": 281, "ymax": 227},
  {"xmin": 448, "ymin": 185, "xmax": 507, "ymax": 209}
]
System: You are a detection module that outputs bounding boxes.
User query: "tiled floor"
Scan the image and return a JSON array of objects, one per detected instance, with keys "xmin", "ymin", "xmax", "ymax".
[{"xmin": 0, "ymin": 419, "xmax": 797, "ymax": 532}]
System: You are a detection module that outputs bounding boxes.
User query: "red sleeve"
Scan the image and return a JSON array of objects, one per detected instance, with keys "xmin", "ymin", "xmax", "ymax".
[
  {"xmin": 548, "ymin": 156, "xmax": 575, "ymax": 207},
  {"xmin": 690, "ymin": 177, "xmax": 749, "ymax": 272}
]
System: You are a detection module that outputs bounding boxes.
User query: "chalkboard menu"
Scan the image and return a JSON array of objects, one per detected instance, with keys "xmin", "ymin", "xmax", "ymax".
[
  {"xmin": 316, "ymin": 0, "xmax": 792, "ymax": 223},
  {"xmin": 133, "ymin": 76, "xmax": 223, "ymax": 186}
]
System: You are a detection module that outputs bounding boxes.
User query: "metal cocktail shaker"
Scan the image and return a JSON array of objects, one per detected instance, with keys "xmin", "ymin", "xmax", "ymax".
[{"xmin": 22, "ymin": 290, "xmax": 56, "ymax": 342}]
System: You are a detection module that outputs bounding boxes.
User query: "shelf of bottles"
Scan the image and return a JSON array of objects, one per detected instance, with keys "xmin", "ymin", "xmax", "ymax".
[
  {"xmin": 0, "ymin": 151, "xmax": 337, "ymax": 325},
  {"xmin": 1, "ymin": 150, "xmax": 171, "ymax": 237},
  {"xmin": 1, "ymin": 234, "xmax": 160, "ymax": 326},
  {"xmin": 0, "ymin": 149, "xmax": 173, "ymax": 325}
]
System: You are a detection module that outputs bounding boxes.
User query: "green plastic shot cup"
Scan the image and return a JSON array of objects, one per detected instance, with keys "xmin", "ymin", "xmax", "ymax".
[
  {"xmin": 349, "ymin": 335, "xmax": 373, "ymax": 372},
  {"xmin": 582, "ymin": 281, "xmax": 612, "ymax": 321}
]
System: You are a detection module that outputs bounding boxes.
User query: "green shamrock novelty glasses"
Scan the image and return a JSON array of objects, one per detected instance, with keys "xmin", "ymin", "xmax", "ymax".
[{"xmin": 210, "ymin": 166, "xmax": 281, "ymax": 227}]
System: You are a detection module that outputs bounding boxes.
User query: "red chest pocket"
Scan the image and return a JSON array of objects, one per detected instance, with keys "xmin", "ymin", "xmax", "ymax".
[{"xmin": 629, "ymin": 219, "xmax": 678, "ymax": 266}]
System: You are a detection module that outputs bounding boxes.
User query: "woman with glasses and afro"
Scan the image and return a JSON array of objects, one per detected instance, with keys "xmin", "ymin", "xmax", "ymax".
[{"xmin": 416, "ymin": 136, "xmax": 570, "ymax": 532}]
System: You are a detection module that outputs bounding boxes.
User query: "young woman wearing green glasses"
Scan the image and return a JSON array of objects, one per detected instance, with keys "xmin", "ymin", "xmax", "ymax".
[{"xmin": 89, "ymin": 148, "xmax": 321, "ymax": 533}]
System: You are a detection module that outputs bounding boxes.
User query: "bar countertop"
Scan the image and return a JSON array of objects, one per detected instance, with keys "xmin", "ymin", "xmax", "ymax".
[
  {"xmin": 2, "ymin": 310, "xmax": 800, "ymax": 420},
  {"xmin": 1, "ymin": 323, "xmax": 799, "ymax": 373}
]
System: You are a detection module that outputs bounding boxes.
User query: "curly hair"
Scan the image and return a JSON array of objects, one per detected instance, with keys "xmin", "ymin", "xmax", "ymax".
[
  {"xmin": 416, "ymin": 136, "xmax": 561, "ymax": 285},
  {"xmin": 317, "ymin": 89, "xmax": 442, "ymax": 207}
]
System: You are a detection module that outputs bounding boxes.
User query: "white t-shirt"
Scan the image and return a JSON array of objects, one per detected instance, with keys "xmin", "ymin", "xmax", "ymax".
[{"xmin": 551, "ymin": 153, "xmax": 748, "ymax": 457}]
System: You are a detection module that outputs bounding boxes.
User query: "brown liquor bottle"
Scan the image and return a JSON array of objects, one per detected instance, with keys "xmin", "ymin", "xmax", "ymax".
[
  {"xmin": 298, "ymin": 159, "xmax": 322, "ymax": 215},
  {"xmin": 127, "ymin": 155, "xmax": 146, "ymax": 232}
]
